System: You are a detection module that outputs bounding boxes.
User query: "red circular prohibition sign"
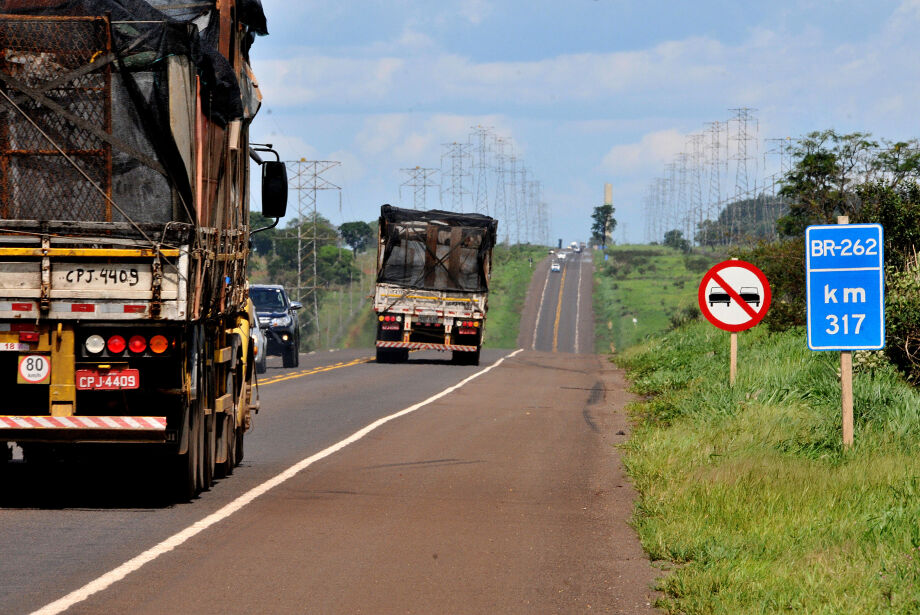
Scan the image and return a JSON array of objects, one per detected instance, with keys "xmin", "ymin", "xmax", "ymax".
[{"xmin": 698, "ymin": 259, "xmax": 771, "ymax": 332}]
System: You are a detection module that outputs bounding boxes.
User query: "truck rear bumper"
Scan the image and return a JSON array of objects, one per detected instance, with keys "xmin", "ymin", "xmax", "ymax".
[
  {"xmin": 376, "ymin": 341, "xmax": 478, "ymax": 353},
  {"xmin": 0, "ymin": 415, "xmax": 167, "ymax": 443}
]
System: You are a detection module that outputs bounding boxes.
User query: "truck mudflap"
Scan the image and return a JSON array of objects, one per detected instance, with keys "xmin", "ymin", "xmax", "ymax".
[
  {"xmin": 375, "ymin": 341, "xmax": 478, "ymax": 352},
  {"xmin": 0, "ymin": 415, "xmax": 167, "ymax": 443}
]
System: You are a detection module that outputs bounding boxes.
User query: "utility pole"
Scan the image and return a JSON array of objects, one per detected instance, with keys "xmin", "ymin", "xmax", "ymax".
[
  {"xmin": 286, "ymin": 159, "xmax": 341, "ymax": 349},
  {"xmin": 399, "ymin": 166, "xmax": 439, "ymax": 210}
]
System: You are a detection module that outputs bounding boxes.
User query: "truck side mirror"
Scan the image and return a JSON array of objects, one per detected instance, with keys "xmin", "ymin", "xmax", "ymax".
[{"xmin": 261, "ymin": 161, "xmax": 288, "ymax": 218}]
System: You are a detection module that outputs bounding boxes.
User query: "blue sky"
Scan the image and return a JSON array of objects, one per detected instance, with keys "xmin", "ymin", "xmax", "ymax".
[{"xmin": 248, "ymin": 0, "xmax": 920, "ymax": 245}]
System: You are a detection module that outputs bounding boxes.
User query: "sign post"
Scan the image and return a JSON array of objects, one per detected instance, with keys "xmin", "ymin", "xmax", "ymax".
[
  {"xmin": 806, "ymin": 218, "xmax": 884, "ymax": 449},
  {"xmin": 698, "ymin": 260, "xmax": 771, "ymax": 386}
]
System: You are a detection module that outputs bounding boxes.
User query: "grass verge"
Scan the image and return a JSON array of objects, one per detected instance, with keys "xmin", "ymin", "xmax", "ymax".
[
  {"xmin": 618, "ymin": 320, "xmax": 920, "ymax": 614},
  {"xmin": 593, "ymin": 245, "xmax": 722, "ymax": 353},
  {"xmin": 484, "ymin": 244, "xmax": 548, "ymax": 349}
]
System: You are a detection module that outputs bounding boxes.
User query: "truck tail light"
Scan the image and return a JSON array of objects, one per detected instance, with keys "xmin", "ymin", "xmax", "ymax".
[
  {"xmin": 149, "ymin": 335, "xmax": 169, "ymax": 354},
  {"xmin": 128, "ymin": 335, "xmax": 147, "ymax": 353},
  {"xmin": 19, "ymin": 331, "xmax": 39, "ymax": 342},
  {"xmin": 85, "ymin": 334, "xmax": 105, "ymax": 354},
  {"xmin": 107, "ymin": 335, "xmax": 126, "ymax": 354}
]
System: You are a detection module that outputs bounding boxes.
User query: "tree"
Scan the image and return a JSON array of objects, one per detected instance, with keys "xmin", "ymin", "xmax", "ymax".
[
  {"xmin": 339, "ymin": 220, "xmax": 374, "ymax": 260},
  {"xmin": 590, "ymin": 204, "xmax": 616, "ymax": 249},
  {"xmin": 663, "ymin": 229, "xmax": 690, "ymax": 253}
]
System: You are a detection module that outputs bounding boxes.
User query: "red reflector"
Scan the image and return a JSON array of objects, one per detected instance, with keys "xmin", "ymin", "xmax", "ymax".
[
  {"xmin": 123, "ymin": 305, "xmax": 146, "ymax": 313},
  {"xmin": 19, "ymin": 331, "xmax": 39, "ymax": 342},
  {"xmin": 71, "ymin": 304, "xmax": 95, "ymax": 313},
  {"xmin": 107, "ymin": 335, "xmax": 126, "ymax": 354},
  {"xmin": 11, "ymin": 303, "xmax": 31, "ymax": 311},
  {"xmin": 128, "ymin": 335, "xmax": 147, "ymax": 353}
]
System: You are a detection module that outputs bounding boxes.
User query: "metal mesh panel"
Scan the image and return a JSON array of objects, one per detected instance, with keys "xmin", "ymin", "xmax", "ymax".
[{"xmin": 0, "ymin": 16, "xmax": 111, "ymax": 222}]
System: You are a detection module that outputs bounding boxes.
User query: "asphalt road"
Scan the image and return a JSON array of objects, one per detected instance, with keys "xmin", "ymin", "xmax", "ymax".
[
  {"xmin": 0, "ymin": 252, "xmax": 658, "ymax": 614},
  {"xmin": 520, "ymin": 252, "xmax": 595, "ymax": 354}
]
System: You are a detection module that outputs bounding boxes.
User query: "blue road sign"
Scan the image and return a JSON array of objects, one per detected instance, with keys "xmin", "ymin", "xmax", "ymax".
[{"xmin": 806, "ymin": 224, "xmax": 884, "ymax": 351}]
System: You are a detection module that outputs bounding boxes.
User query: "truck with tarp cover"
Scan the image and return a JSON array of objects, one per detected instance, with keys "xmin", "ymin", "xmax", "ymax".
[
  {"xmin": 374, "ymin": 205, "xmax": 498, "ymax": 366},
  {"xmin": 0, "ymin": 0, "xmax": 288, "ymax": 500}
]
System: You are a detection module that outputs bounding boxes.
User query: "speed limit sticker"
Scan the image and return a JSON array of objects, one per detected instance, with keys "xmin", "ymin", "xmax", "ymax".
[{"xmin": 18, "ymin": 355, "xmax": 51, "ymax": 384}]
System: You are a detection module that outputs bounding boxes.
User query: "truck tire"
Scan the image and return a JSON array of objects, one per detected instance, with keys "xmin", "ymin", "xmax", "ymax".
[
  {"xmin": 172, "ymin": 406, "xmax": 200, "ymax": 502},
  {"xmin": 256, "ymin": 352, "xmax": 267, "ymax": 374},
  {"xmin": 376, "ymin": 347, "xmax": 407, "ymax": 363},
  {"xmin": 452, "ymin": 348, "xmax": 480, "ymax": 366}
]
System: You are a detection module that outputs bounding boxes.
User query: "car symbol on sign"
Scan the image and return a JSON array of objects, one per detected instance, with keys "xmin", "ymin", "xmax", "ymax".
[{"xmin": 708, "ymin": 286, "xmax": 761, "ymax": 307}]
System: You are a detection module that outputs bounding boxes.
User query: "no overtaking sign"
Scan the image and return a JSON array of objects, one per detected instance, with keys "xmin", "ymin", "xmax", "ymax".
[{"xmin": 698, "ymin": 260, "xmax": 771, "ymax": 332}]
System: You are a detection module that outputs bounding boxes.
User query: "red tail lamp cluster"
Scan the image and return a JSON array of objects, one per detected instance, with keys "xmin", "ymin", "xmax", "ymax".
[
  {"xmin": 85, "ymin": 333, "xmax": 170, "ymax": 355},
  {"xmin": 378, "ymin": 315, "xmax": 402, "ymax": 322},
  {"xmin": 459, "ymin": 321, "xmax": 480, "ymax": 328}
]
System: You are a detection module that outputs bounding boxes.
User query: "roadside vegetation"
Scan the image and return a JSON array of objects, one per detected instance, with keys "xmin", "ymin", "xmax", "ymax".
[
  {"xmin": 619, "ymin": 321, "xmax": 920, "ymax": 613},
  {"xmin": 610, "ymin": 131, "xmax": 920, "ymax": 612},
  {"xmin": 484, "ymin": 244, "xmax": 549, "ymax": 348},
  {"xmin": 593, "ymin": 244, "xmax": 722, "ymax": 353}
]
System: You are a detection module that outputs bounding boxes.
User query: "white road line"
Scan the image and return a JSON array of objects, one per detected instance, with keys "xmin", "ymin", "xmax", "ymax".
[
  {"xmin": 532, "ymin": 264, "xmax": 551, "ymax": 350},
  {"xmin": 30, "ymin": 348, "xmax": 524, "ymax": 615}
]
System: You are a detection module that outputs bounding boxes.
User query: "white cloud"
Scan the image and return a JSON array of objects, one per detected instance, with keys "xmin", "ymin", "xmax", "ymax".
[{"xmin": 600, "ymin": 130, "xmax": 687, "ymax": 175}]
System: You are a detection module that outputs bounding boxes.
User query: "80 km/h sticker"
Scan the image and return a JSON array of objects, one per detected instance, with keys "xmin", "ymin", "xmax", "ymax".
[{"xmin": 18, "ymin": 354, "xmax": 51, "ymax": 384}]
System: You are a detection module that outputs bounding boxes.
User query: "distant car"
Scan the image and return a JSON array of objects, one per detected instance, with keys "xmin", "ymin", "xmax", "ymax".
[
  {"xmin": 250, "ymin": 284, "xmax": 302, "ymax": 368},
  {"xmin": 740, "ymin": 287, "xmax": 761, "ymax": 307},
  {"xmin": 550, "ymin": 262, "xmax": 561, "ymax": 272},
  {"xmin": 557, "ymin": 252, "xmax": 566, "ymax": 260},
  {"xmin": 708, "ymin": 286, "xmax": 730, "ymax": 307}
]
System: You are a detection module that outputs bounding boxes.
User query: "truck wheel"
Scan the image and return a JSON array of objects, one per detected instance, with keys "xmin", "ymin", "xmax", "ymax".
[
  {"xmin": 256, "ymin": 353, "xmax": 267, "ymax": 374},
  {"xmin": 452, "ymin": 349, "xmax": 480, "ymax": 366},
  {"xmin": 282, "ymin": 345, "xmax": 298, "ymax": 368},
  {"xmin": 201, "ymin": 412, "xmax": 216, "ymax": 491},
  {"xmin": 173, "ymin": 407, "xmax": 200, "ymax": 502},
  {"xmin": 378, "ymin": 348, "xmax": 409, "ymax": 363},
  {"xmin": 216, "ymin": 414, "xmax": 236, "ymax": 478},
  {"xmin": 234, "ymin": 425, "xmax": 245, "ymax": 466}
]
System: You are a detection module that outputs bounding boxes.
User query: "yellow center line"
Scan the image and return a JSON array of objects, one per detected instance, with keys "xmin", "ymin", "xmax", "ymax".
[
  {"xmin": 552, "ymin": 266, "xmax": 567, "ymax": 353},
  {"xmin": 259, "ymin": 356, "xmax": 373, "ymax": 386}
]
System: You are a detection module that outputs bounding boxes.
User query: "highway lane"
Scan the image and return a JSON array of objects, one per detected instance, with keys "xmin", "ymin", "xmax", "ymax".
[
  {"xmin": 2, "ymin": 252, "xmax": 658, "ymax": 614},
  {"xmin": 529, "ymin": 251, "xmax": 594, "ymax": 354},
  {"xmin": 0, "ymin": 349, "xmax": 503, "ymax": 615}
]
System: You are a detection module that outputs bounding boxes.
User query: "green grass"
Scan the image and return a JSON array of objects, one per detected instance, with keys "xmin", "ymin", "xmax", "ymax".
[
  {"xmin": 618, "ymin": 320, "xmax": 920, "ymax": 614},
  {"xmin": 593, "ymin": 245, "xmax": 723, "ymax": 353},
  {"xmin": 484, "ymin": 244, "xmax": 548, "ymax": 348}
]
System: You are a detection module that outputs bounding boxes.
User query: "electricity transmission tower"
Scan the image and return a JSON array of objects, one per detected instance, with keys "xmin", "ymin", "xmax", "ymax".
[
  {"xmin": 729, "ymin": 107, "xmax": 758, "ymax": 238},
  {"xmin": 470, "ymin": 125, "xmax": 493, "ymax": 215},
  {"xmin": 399, "ymin": 166, "xmax": 439, "ymax": 209},
  {"xmin": 441, "ymin": 141, "xmax": 473, "ymax": 212},
  {"xmin": 492, "ymin": 136, "xmax": 508, "ymax": 237},
  {"xmin": 286, "ymin": 160, "xmax": 341, "ymax": 347}
]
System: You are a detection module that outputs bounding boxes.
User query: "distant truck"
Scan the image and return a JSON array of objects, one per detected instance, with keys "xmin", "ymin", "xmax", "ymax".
[
  {"xmin": 0, "ymin": 1, "xmax": 287, "ymax": 500},
  {"xmin": 373, "ymin": 205, "xmax": 498, "ymax": 365}
]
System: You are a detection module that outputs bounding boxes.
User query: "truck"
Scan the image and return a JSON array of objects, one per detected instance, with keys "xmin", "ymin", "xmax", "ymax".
[
  {"xmin": 0, "ymin": 0, "xmax": 287, "ymax": 500},
  {"xmin": 373, "ymin": 205, "xmax": 498, "ymax": 366}
]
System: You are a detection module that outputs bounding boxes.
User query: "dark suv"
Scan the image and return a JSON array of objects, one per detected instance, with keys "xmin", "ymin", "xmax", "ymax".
[{"xmin": 250, "ymin": 284, "xmax": 302, "ymax": 368}]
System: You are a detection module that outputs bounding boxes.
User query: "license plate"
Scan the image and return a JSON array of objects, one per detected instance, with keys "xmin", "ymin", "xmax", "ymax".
[
  {"xmin": 0, "ymin": 342, "xmax": 29, "ymax": 351},
  {"xmin": 76, "ymin": 369, "xmax": 140, "ymax": 390},
  {"xmin": 418, "ymin": 314, "xmax": 438, "ymax": 324}
]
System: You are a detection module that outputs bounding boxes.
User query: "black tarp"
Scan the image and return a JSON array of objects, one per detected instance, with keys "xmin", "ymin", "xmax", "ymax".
[
  {"xmin": 377, "ymin": 204, "xmax": 498, "ymax": 293},
  {"xmin": 0, "ymin": 0, "xmax": 267, "ymax": 225}
]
